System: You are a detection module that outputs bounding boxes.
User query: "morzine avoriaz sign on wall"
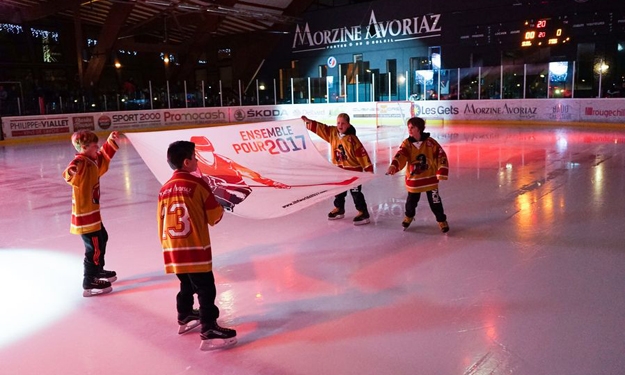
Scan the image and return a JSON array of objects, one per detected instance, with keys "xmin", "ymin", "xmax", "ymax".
[{"xmin": 291, "ymin": 10, "xmax": 442, "ymax": 53}]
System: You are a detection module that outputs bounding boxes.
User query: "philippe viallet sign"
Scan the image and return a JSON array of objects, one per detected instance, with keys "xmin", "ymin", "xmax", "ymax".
[{"xmin": 292, "ymin": 10, "xmax": 442, "ymax": 52}]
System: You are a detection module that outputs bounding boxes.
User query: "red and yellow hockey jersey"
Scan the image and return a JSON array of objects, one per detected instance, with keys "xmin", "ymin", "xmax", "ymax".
[
  {"xmin": 307, "ymin": 120, "xmax": 373, "ymax": 173},
  {"xmin": 62, "ymin": 138, "xmax": 118, "ymax": 234},
  {"xmin": 157, "ymin": 171, "xmax": 224, "ymax": 274},
  {"xmin": 390, "ymin": 133, "xmax": 449, "ymax": 193}
]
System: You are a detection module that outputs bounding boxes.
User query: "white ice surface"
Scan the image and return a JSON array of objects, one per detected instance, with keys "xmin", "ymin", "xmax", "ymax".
[{"xmin": 1, "ymin": 123, "xmax": 624, "ymax": 375}]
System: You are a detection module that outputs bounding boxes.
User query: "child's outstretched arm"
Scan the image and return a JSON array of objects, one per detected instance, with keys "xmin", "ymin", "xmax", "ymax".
[
  {"xmin": 301, "ymin": 115, "xmax": 314, "ymax": 131},
  {"xmin": 107, "ymin": 131, "xmax": 119, "ymax": 147}
]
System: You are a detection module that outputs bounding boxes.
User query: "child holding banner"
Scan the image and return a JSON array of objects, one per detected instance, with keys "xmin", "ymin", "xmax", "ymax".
[
  {"xmin": 157, "ymin": 140, "xmax": 237, "ymax": 350},
  {"xmin": 63, "ymin": 130, "xmax": 120, "ymax": 297},
  {"xmin": 301, "ymin": 113, "xmax": 373, "ymax": 225},
  {"xmin": 386, "ymin": 117, "xmax": 450, "ymax": 233}
]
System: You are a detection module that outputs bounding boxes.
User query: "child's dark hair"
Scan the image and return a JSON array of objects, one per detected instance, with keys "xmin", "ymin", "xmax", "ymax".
[
  {"xmin": 71, "ymin": 130, "xmax": 98, "ymax": 152},
  {"xmin": 167, "ymin": 140, "xmax": 195, "ymax": 170},
  {"xmin": 407, "ymin": 117, "xmax": 426, "ymax": 132}
]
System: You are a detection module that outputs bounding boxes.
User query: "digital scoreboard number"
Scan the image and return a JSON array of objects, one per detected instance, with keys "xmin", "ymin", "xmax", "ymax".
[{"xmin": 521, "ymin": 19, "xmax": 569, "ymax": 47}]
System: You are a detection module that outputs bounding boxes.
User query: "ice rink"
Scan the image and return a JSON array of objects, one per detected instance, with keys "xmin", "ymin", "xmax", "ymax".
[{"xmin": 1, "ymin": 121, "xmax": 625, "ymax": 375}]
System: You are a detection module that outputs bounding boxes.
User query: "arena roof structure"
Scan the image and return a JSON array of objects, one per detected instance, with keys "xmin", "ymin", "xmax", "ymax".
[
  {"xmin": 0, "ymin": 0, "xmax": 332, "ymax": 85},
  {"xmin": 0, "ymin": 0, "xmax": 318, "ymax": 45}
]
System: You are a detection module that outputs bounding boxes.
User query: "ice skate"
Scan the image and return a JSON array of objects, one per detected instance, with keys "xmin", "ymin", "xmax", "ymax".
[
  {"xmin": 82, "ymin": 277, "xmax": 112, "ymax": 297},
  {"xmin": 353, "ymin": 211, "xmax": 370, "ymax": 225},
  {"xmin": 438, "ymin": 221, "xmax": 450, "ymax": 233},
  {"xmin": 97, "ymin": 269, "xmax": 117, "ymax": 283},
  {"xmin": 327, "ymin": 207, "xmax": 345, "ymax": 220},
  {"xmin": 402, "ymin": 216, "xmax": 414, "ymax": 231},
  {"xmin": 199, "ymin": 321, "xmax": 237, "ymax": 351},
  {"xmin": 178, "ymin": 309, "xmax": 201, "ymax": 335}
]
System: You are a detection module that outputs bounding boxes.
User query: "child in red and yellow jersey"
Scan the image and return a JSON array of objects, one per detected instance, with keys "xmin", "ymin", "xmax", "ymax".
[
  {"xmin": 157, "ymin": 140, "xmax": 236, "ymax": 350},
  {"xmin": 387, "ymin": 117, "xmax": 450, "ymax": 233},
  {"xmin": 301, "ymin": 113, "xmax": 373, "ymax": 225},
  {"xmin": 63, "ymin": 130, "xmax": 119, "ymax": 297}
]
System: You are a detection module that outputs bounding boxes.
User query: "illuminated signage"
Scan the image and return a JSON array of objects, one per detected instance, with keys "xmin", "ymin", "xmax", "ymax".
[{"xmin": 521, "ymin": 19, "xmax": 569, "ymax": 47}]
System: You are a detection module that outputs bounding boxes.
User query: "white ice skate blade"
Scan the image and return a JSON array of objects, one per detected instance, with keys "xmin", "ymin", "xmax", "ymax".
[
  {"xmin": 82, "ymin": 286, "xmax": 112, "ymax": 297},
  {"xmin": 199, "ymin": 337, "xmax": 237, "ymax": 351},
  {"xmin": 328, "ymin": 215, "xmax": 344, "ymax": 220},
  {"xmin": 353, "ymin": 219, "xmax": 370, "ymax": 226},
  {"xmin": 178, "ymin": 320, "xmax": 201, "ymax": 335}
]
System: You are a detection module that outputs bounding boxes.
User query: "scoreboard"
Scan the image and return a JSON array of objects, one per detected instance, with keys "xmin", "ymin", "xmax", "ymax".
[
  {"xmin": 456, "ymin": 10, "xmax": 623, "ymax": 48},
  {"xmin": 521, "ymin": 18, "xmax": 570, "ymax": 47}
]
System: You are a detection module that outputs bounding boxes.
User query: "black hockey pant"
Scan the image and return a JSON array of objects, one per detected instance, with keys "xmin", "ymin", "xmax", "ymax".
[
  {"xmin": 81, "ymin": 225, "xmax": 108, "ymax": 278},
  {"xmin": 405, "ymin": 189, "xmax": 447, "ymax": 222},
  {"xmin": 334, "ymin": 185, "xmax": 369, "ymax": 213},
  {"xmin": 176, "ymin": 272, "xmax": 220, "ymax": 326}
]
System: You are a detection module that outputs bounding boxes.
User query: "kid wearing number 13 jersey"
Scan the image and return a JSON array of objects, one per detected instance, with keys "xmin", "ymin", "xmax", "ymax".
[{"xmin": 157, "ymin": 140, "xmax": 236, "ymax": 350}]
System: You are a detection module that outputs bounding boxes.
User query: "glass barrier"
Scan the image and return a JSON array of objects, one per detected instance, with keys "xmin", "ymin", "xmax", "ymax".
[
  {"xmin": 0, "ymin": 61, "xmax": 621, "ymax": 117},
  {"xmin": 502, "ymin": 65, "xmax": 524, "ymax": 99},
  {"xmin": 480, "ymin": 66, "xmax": 501, "ymax": 99},
  {"xmin": 459, "ymin": 67, "xmax": 479, "ymax": 100}
]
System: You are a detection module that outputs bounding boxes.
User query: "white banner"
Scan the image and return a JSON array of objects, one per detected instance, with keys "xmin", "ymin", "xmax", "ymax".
[{"xmin": 125, "ymin": 119, "xmax": 377, "ymax": 219}]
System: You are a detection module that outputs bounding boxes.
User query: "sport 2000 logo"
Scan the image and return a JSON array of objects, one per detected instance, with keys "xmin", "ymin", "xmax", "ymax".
[{"xmin": 411, "ymin": 103, "xmax": 458, "ymax": 117}]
